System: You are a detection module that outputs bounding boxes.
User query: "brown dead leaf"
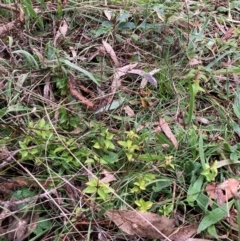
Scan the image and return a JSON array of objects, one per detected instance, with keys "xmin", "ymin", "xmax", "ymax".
[
  {"xmin": 206, "ymin": 183, "xmax": 225, "ymax": 206},
  {"xmin": 159, "ymin": 118, "xmax": 178, "ymax": 149},
  {"xmin": 64, "ymin": 183, "xmax": 78, "ymax": 206},
  {"xmin": 128, "ymin": 69, "xmax": 159, "ymax": 88},
  {"xmin": 68, "ymin": 75, "xmax": 94, "ymax": 109},
  {"xmin": 218, "ymin": 178, "xmax": 240, "ymax": 200},
  {"xmin": 170, "ymin": 224, "xmax": 198, "ymax": 241},
  {"xmin": 206, "ymin": 179, "xmax": 240, "ymax": 206},
  {"xmin": 102, "ymin": 40, "xmax": 120, "ymax": 67},
  {"xmin": 141, "ymin": 98, "xmax": 150, "ymax": 108},
  {"xmin": 221, "ymin": 27, "xmax": 234, "ymax": 41},
  {"xmin": 109, "ymin": 63, "xmax": 138, "ymax": 103},
  {"xmin": 0, "ymin": 145, "xmax": 10, "ymax": 160},
  {"xmin": 7, "ymin": 213, "xmax": 30, "ymax": 241},
  {"xmin": 100, "ymin": 169, "xmax": 116, "ymax": 183},
  {"xmin": 123, "ymin": 105, "xmax": 135, "ymax": 117},
  {"xmin": 188, "ymin": 56, "xmax": 202, "ymax": 66},
  {"xmin": 106, "ymin": 210, "xmax": 175, "ymax": 239}
]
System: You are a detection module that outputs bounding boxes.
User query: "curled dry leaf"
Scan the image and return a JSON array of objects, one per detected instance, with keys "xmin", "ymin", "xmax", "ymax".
[
  {"xmin": 109, "ymin": 63, "xmax": 138, "ymax": 103},
  {"xmin": 128, "ymin": 68, "xmax": 159, "ymax": 88},
  {"xmin": 68, "ymin": 75, "xmax": 94, "ymax": 109},
  {"xmin": 54, "ymin": 20, "xmax": 68, "ymax": 46},
  {"xmin": 59, "ymin": 19, "xmax": 68, "ymax": 36},
  {"xmin": 159, "ymin": 118, "xmax": 178, "ymax": 149},
  {"xmin": 68, "ymin": 46, "xmax": 77, "ymax": 61},
  {"xmin": 106, "ymin": 210, "xmax": 175, "ymax": 239},
  {"xmin": 102, "ymin": 40, "xmax": 120, "ymax": 67}
]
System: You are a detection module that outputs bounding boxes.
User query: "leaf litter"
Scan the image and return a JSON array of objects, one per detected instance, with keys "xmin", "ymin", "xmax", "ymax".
[
  {"xmin": 106, "ymin": 210, "xmax": 199, "ymax": 241},
  {"xmin": 1, "ymin": 0, "xmax": 240, "ymax": 240}
]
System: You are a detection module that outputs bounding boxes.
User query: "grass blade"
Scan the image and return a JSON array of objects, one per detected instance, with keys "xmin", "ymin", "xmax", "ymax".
[{"xmin": 61, "ymin": 59, "xmax": 100, "ymax": 86}]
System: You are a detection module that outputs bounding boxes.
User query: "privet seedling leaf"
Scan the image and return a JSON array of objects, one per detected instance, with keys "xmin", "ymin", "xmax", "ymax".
[{"xmin": 197, "ymin": 200, "xmax": 234, "ymax": 233}]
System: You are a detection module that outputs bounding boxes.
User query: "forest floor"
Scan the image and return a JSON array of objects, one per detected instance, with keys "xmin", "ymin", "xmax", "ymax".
[{"xmin": 0, "ymin": 1, "xmax": 240, "ymax": 240}]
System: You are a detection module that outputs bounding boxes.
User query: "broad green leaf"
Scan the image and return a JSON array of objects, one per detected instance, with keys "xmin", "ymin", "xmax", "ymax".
[
  {"xmin": 207, "ymin": 225, "xmax": 219, "ymax": 239},
  {"xmin": 83, "ymin": 186, "xmax": 97, "ymax": 193},
  {"xmin": 197, "ymin": 200, "xmax": 234, "ymax": 233},
  {"xmin": 98, "ymin": 188, "xmax": 107, "ymax": 201},
  {"xmin": 102, "ymin": 152, "xmax": 119, "ymax": 164},
  {"xmin": 195, "ymin": 193, "xmax": 209, "ymax": 212},
  {"xmin": 186, "ymin": 175, "xmax": 204, "ymax": 206}
]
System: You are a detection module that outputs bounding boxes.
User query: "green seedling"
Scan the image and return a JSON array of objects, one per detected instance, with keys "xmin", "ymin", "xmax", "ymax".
[
  {"xmin": 135, "ymin": 198, "xmax": 153, "ymax": 212},
  {"xmin": 160, "ymin": 155, "xmax": 175, "ymax": 169},
  {"xmin": 131, "ymin": 173, "xmax": 156, "ymax": 193},
  {"xmin": 118, "ymin": 130, "xmax": 141, "ymax": 161},
  {"xmin": 83, "ymin": 178, "xmax": 114, "ymax": 201},
  {"xmin": 159, "ymin": 204, "xmax": 173, "ymax": 217},
  {"xmin": 200, "ymin": 161, "xmax": 218, "ymax": 182},
  {"xmin": 93, "ymin": 128, "xmax": 115, "ymax": 152}
]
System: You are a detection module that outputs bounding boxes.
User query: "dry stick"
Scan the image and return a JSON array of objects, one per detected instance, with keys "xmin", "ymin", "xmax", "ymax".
[
  {"xmin": 0, "ymin": 3, "xmax": 24, "ymax": 36},
  {"xmin": 10, "ymin": 156, "xmax": 85, "ymax": 239},
  {"xmin": 0, "ymin": 150, "xmax": 19, "ymax": 170},
  {"xmin": 44, "ymin": 108, "xmax": 173, "ymax": 241},
  {"xmin": 0, "ymin": 188, "xmax": 58, "ymax": 207},
  {"xmin": 68, "ymin": 75, "xmax": 94, "ymax": 109}
]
